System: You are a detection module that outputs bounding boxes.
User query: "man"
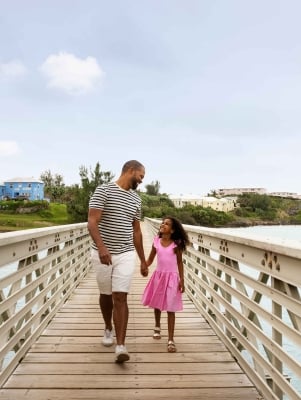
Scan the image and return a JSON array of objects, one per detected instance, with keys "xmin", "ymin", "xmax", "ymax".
[{"xmin": 88, "ymin": 160, "xmax": 148, "ymax": 363}]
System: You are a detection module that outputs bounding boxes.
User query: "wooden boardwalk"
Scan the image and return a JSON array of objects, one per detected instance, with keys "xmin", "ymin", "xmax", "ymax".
[{"xmin": 0, "ymin": 224, "xmax": 262, "ymax": 400}]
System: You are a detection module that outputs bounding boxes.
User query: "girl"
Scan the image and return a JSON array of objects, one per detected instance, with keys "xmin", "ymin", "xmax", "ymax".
[{"xmin": 142, "ymin": 216, "xmax": 190, "ymax": 352}]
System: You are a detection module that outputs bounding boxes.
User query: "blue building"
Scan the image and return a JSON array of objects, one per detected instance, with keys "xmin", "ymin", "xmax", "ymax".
[
  {"xmin": 0, "ymin": 183, "xmax": 5, "ymax": 199},
  {"xmin": 1, "ymin": 177, "xmax": 44, "ymax": 201}
]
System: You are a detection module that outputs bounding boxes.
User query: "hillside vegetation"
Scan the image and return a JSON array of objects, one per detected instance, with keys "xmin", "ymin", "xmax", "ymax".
[
  {"xmin": 0, "ymin": 193, "xmax": 301, "ymax": 232},
  {"xmin": 141, "ymin": 193, "xmax": 301, "ymax": 227},
  {"xmin": 0, "ymin": 202, "xmax": 71, "ymax": 231}
]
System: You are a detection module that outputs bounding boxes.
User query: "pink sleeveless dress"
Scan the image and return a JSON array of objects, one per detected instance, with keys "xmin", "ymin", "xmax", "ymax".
[{"xmin": 141, "ymin": 235, "xmax": 183, "ymax": 312}]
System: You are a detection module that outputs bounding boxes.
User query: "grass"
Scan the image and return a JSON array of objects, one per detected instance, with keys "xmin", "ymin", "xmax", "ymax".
[{"xmin": 0, "ymin": 203, "xmax": 72, "ymax": 232}]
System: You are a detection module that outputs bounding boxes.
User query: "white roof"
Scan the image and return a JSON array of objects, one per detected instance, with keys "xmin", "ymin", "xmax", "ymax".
[
  {"xmin": 169, "ymin": 194, "xmax": 204, "ymax": 199},
  {"xmin": 4, "ymin": 177, "xmax": 43, "ymax": 183},
  {"xmin": 169, "ymin": 194, "xmax": 236, "ymax": 203}
]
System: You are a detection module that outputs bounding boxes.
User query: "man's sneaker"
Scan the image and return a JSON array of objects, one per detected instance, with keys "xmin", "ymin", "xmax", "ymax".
[
  {"xmin": 102, "ymin": 329, "xmax": 114, "ymax": 347},
  {"xmin": 115, "ymin": 345, "xmax": 130, "ymax": 363}
]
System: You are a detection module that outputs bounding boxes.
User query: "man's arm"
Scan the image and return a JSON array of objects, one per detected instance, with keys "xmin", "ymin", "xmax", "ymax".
[
  {"xmin": 133, "ymin": 219, "xmax": 148, "ymax": 276},
  {"xmin": 87, "ymin": 208, "xmax": 112, "ymax": 265}
]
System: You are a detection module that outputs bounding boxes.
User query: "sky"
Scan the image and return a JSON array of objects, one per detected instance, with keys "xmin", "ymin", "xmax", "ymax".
[{"xmin": 1, "ymin": 0, "xmax": 301, "ymax": 196}]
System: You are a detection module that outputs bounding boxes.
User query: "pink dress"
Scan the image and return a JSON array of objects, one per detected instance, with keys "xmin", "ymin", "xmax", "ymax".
[{"xmin": 142, "ymin": 235, "xmax": 183, "ymax": 312}]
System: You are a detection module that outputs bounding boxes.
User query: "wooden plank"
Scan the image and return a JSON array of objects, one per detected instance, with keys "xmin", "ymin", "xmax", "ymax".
[
  {"xmin": 13, "ymin": 362, "xmax": 243, "ymax": 375},
  {"xmin": 21, "ymin": 351, "xmax": 235, "ymax": 363},
  {"xmin": 42, "ymin": 329, "xmax": 216, "ymax": 337},
  {"xmin": 35, "ymin": 335, "xmax": 221, "ymax": 344},
  {"xmin": 0, "ymin": 387, "xmax": 262, "ymax": 400},
  {"xmin": 29, "ymin": 342, "xmax": 228, "ymax": 353},
  {"xmin": 4, "ymin": 373, "xmax": 255, "ymax": 388}
]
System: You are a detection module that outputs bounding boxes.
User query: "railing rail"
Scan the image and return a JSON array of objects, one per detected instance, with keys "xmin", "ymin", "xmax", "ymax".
[
  {"xmin": 0, "ymin": 223, "xmax": 91, "ymax": 387},
  {"xmin": 146, "ymin": 218, "xmax": 301, "ymax": 400}
]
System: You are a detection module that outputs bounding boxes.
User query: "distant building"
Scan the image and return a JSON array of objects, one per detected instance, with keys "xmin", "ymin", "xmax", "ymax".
[
  {"xmin": 269, "ymin": 192, "xmax": 301, "ymax": 200},
  {"xmin": 0, "ymin": 183, "xmax": 5, "ymax": 199},
  {"xmin": 1, "ymin": 177, "xmax": 44, "ymax": 201},
  {"xmin": 215, "ymin": 188, "xmax": 267, "ymax": 197},
  {"xmin": 215, "ymin": 187, "xmax": 301, "ymax": 200},
  {"xmin": 169, "ymin": 194, "xmax": 237, "ymax": 212}
]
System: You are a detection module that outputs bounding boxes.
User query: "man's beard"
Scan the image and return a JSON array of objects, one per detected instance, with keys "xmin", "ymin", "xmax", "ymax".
[{"xmin": 131, "ymin": 180, "xmax": 138, "ymax": 190}]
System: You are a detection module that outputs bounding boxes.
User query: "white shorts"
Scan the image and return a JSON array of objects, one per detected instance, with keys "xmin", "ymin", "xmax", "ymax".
[{"xmin": 90, "ymin": 249, "xmax": 136, "ymax": 294}]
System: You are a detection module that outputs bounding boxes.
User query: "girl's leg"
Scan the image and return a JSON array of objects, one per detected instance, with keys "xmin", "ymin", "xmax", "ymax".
[
  {"xmin": 154, "ymin": 308, "xmax": 161, "ymax": 328},
  {"xmin": 167, "ymin": 311, "xmax": 177, "ymax": 352},
  {"xmin": 167, "ymin": 311, "xmax": 175, "ymax": 341},
  {"xmin": 153, "ymin": 308, "xmax": 161, "ymax": 339}
]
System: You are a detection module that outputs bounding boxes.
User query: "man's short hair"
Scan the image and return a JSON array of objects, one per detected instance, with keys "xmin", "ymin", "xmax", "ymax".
[{"xmin": 122, "ymin": 160, "xmax": 144, "ymax": 173}]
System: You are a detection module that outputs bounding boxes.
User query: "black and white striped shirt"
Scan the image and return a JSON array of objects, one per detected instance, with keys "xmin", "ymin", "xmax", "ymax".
[{"xmin": 89, "ymin": 182, "xmax": 142, "ymax": 254}]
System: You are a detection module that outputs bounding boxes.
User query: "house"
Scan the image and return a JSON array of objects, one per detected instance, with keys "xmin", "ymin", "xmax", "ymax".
[
  {"xmin": 215, "ymin": 187, "xmax": 267, "ymax": 197},
  {"xmin": 169, "ymin": 194, "xmax": 237, "ymax": 212},
  {"xmin": 269, "ymin": 192, "xmax": 301, "ymax": 200},
  {"xmin": 0, "ymin": 183, "xmax": 5, "ymax": 199},
  {"xmin": 1, "ymin": 177, "xmax": 44, "ymax": 201}
]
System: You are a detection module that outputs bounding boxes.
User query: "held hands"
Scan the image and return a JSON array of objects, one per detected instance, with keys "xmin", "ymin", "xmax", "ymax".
[
  {"xmin": 140, "ymin": 258, "xmax": 153, "ymax": 277},
  {"xmin": 140, "ymin": 261, "xmax": 149, "ymax": 277}
]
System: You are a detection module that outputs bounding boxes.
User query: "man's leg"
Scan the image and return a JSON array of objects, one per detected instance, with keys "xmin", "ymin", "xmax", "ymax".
[
  {"xmin": 99, "ymin": 294, "xmax": 114, "ymax": 346},
  {"xmin": 112, "ymin": 292, "xmax": 128, "ymax": 345},
  {"xmin": 112, "ymin": 251, "xmax": 135, "ymax": 362},
  {"xmin": 99, "ymin": 293, "xmax": 113, "ymax": 331}
]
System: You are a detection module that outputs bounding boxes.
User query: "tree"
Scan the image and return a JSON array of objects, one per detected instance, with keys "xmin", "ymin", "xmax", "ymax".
[
  {"xmin": 145, "ymin": 180, "xmax": 161, "ymax": 196},
  {"xmin": 66, "ymin": 162, "xmax": 114, "ymax": 222},
  {"xmin": 209, "ymin": 189, "xmax": 218, "ymax": 197},
  {"xmin": 40, "ymin": 170, "xmax": 65, "ymax": 202},
  {"xmin": 239, "ymin": 193, "xmax": 272, "ymax": 212}
]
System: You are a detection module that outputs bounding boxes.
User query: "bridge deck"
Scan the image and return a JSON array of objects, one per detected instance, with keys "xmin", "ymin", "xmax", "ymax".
[{"xmin": 0, "ymin": 224, "xmax": 262, "ymax": 400}]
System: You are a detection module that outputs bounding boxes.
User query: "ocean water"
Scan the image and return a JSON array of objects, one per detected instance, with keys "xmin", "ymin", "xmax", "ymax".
[{"xmin": 223, "ymin": 224, "xmax": 301, "ymax": 242}]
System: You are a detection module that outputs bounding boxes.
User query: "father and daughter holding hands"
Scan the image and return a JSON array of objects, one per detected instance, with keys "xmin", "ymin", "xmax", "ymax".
[{"xmin": 88, "ymin": 160, "xmax": 189, "ymax": 363}]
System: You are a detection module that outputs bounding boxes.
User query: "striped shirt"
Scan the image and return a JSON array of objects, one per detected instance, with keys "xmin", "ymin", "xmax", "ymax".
[{"xmin": 89, "ymin": 182, "xmax": 142, "ymax": 254}]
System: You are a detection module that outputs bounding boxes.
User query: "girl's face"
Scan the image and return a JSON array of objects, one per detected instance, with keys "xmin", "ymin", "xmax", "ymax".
[{"xmin": 159, "ymin": 219, "xmax": 173, "ymax": 234}]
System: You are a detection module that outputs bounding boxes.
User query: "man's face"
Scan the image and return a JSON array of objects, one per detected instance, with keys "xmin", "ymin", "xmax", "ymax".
[{"xmin": 131, "ymin": 167, "xmax": 145, "ymax": 190}]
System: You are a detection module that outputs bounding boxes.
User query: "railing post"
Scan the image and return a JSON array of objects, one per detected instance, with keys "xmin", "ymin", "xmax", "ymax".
[{"xmin": 271, "ymin": 277, "xmax": 283, "ymax": 399}]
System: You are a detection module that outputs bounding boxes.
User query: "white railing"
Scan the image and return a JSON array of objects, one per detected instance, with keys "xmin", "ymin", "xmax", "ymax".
[
  {"xmin": 1, "ymin": 220, "xmax": 301, "ymax": 399},
  {"xmin": 0, "ymin": 223, "xmax": 91, "ymax": 387},
  {"xmin": 146, "ymin": 218, "xmax": 301, "ymax": 400}
]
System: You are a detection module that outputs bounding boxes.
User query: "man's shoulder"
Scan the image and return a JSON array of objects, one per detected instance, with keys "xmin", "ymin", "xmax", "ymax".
[
  {"xmin": 95, "ymin": 182, "xmax": 115, "ymax": 192},
  {"xmin": 96, "ymin": 183, "xmax": 141, "ymax": 204},
  {"xmin": 129, "ymin": 189, "xmax": 142, "ymax": 203}
]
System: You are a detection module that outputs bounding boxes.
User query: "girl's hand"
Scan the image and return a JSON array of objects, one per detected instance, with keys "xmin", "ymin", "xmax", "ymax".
[
  {"xmin": 179, "ymin": 280, "xmax": 185, "ymax": 293},
  {"xmin": 140, "ymin": 262, "xmax": 149, "ymax": 277}
]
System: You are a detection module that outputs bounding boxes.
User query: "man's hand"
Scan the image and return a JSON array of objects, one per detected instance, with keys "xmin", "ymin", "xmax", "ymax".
[
  {"xmin": 98, "ymin": 246, "xmax": 112, "ymax": 265},
  {"xmin": 140, "ymin": 262, "xmax": 148, "ymax": 277}
]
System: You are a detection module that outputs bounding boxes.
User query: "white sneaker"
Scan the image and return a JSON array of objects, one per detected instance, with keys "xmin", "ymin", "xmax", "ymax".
[
  {"xmin": 115, "ymin": 345, "xmax": 130, "ymax": 363},
  {"xmin": 102, "ymin": 329, "xmax": 114, "ymax": 346}
]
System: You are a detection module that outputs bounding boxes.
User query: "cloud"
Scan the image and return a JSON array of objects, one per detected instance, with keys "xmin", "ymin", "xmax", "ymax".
[
  {"xmin": 40, "ymin": 52, "xmax": 104, "ymax": 95},
  {"xmin": 0, "ymin": 60, "xmax": 27, "ymax": 80},
  {"xmin": 0, "ymin": 141, "xmax": 21, "ymax": 156}
]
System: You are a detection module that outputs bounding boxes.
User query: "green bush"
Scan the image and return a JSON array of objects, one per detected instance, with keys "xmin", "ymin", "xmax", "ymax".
[{"xmin": 0, "ymin": 200, "xmax": 49, "ymax": 212}]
